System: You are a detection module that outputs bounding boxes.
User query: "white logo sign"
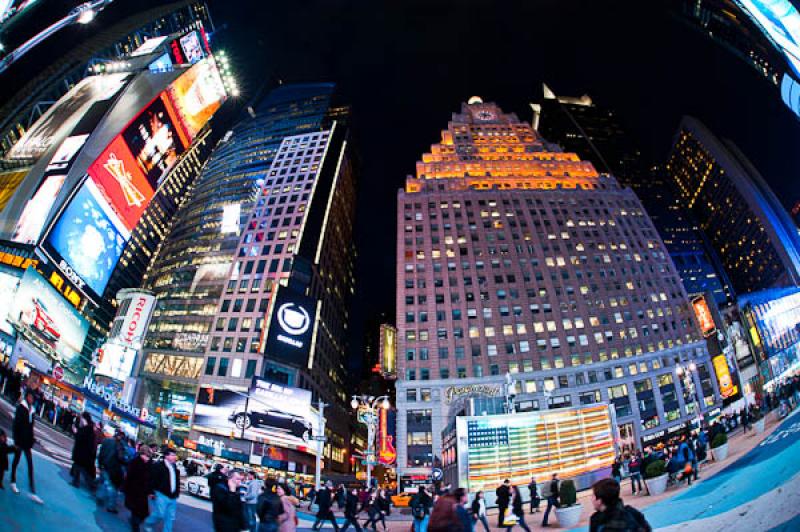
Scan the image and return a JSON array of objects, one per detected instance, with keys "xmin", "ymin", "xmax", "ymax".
[
  {"xmin": 58, "ymin": 260, "xmax": 86, "ymax": 289},
  {"xmin": 277, "ymin": 303, "xmax": 310, "ymax": 336},
  {"xmin": 104, "ymin": 152, "xmax": 146, "ymax": 207}
]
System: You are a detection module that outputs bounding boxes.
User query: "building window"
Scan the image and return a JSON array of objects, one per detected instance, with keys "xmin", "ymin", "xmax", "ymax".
[
  {"xmin": 440, "ymin": 368, "xmax": 450, "ymax": 379},
  {"xmin": 406, "ymin": 389, "xmax": 417, "ymax": 402},
  {"xmin": 245, "ymin": 360, "xmax": 257, "ymax": 378},
  {"xmin": 218, "ymin": 358, "xmax": 229, "ymax": 377},
  {"xmin": 204, "ymin": 357, "xmax": 216, "ymax": 376}
]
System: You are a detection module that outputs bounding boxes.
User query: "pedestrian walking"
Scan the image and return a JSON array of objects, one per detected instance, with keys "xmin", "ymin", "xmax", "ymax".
[
  {"xmin": 495, "ymin": 479, "xmax": 512, "ymax": 528},
  {"xmin": 10, "ymin": 390, "xmax": 43, "ymax": 503},
  {"xmin": 470, "ymin": 491, "xmax": 490, "ymax": 532},
  {"xmin": 589, "ymin": 478, "xmax": 652, "ymax": 532},
  {"xmin": 312, "ymin": 481, "xmax": 340, "ymax": 531},
  {"xmin": 244, "ymin": 471, "xmax": 265, "ymax": 532},
  {"xmin": 611, "ymin": 458, "xmax": 622, "ymax": 484},
  {"xmin": 212, "ymin": 469, "xmax": 249, "ymax": 532},
  {"xmin": 336, "ymin": 484, "xmax": 347, "ymax": 510},
  {"xmin": 142, "ymin": 447, "xmax": 180, "ymax": 532},
  {"xmin": 527, "ymin": 477, "xmax": 539, "ymax": 513},
  {"xmin": 256, "ymin": 482, "xmax": 284, "ymax": 532},
  {"xmin": 71, "ymin": 412, "xmax": 97, "ymax": 490},
  {"xmin": 507, "ymin": 486, "xmax": 531, "ymax": 532},
  {"xmin": 411, "ymin": 485, "xmax": 433, "ymax": 532},
  {"xmin": 123, "ymin": 445, "xmax": 153, "ymax": 532},
  {"xmin": 277, "ymin": 484, "xmax": 298, "ymax": 532},
  {"xmin": 628, "ymin": 452, "xmax": 644, "ymax": 495},
  {"xmin": 362, "ymin": 491, "xmax": 383, "ymax": 531},
  {"xmin": 541, "ymin": 473, "xmax": 560, "ymax": 527},
  {"xmin": 340, "ymin": 487, "xmax": 364, "ymax": 532},
  {"xmin": 428, "ymin": 492, "xmax": 461, "ymax": 532},
  {"xmin": 97, "ymin": 430, "xmax": 126, "ymax": 513},
  {"xmin": 0, "ymin": 429, "xmax": 16, "ymax": 489},
  {"xmin": 454, "ymin": 488, "xmax": 473, "ymax": 532}
]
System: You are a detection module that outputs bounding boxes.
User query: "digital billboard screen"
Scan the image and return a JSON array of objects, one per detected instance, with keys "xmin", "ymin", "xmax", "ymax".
[
  {"xmin": 46, "ymin": 179, "xmax": 129, "ymax": 296},
  {"xmin": 9, "ymin": 267, "xmax": 89, "ymax": 363},
  {"xmin": 46, "ymin": 134, "xmax": 89, "ymax": 172},
  {"xmin": 131, "ymin": 36, "xmax": 168, "ymax": 56},
  {"xmin": 180, "ymin": 31, "xmax": 205, "ymax": 64},
  {"xmin": 736, "ymin": 0, "xmax": 800, "ymax": 77},
  {"xmin": 121, "ymin": 95, "xmax": 186, "ymax": 186},
  {"xmin": 455, "ymin": 404, "xmax": 615, "ymax": 497},
  {"xmin": 262, "ymin": 286, "xmax": 317, "ymax": 367},
  {"xmin": 12, "ymin": 173, "xmax": 67, "ymax": 244},
  {"xmin": 193, "ymin": 378, "xmax": 319, "ymax": 452},
  {"xmin": 712, "ymin": 355, "xmax": 740, "ymax": 400},
  {"xmin": 167, "ymin": 58, "xmax": 226, "ymax": 140},
  {"xmin": 88, "ymin": 135, "xmax": 155, "ymax": 231},
  {"xmin": 747, "ymin": 289, "xmax": 800, "ymax": 357},
  {"xmin": 692, "ymin": 296, "xmax": 716, "ymax": 336}
]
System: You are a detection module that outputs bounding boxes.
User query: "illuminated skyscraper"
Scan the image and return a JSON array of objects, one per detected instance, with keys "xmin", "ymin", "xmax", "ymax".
[{"xmin": 395, "ymin": 98, "xmax": 719, "ymax": 487}]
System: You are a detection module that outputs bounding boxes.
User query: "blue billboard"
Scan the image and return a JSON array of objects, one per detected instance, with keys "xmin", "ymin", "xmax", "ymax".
[
  {"xmin": 46, "ymin": 179, "xmax": 129, "ymax": 295},
  {"xmin": 736, "ymin": 0, "xmax": 800, "ymax": 77}
]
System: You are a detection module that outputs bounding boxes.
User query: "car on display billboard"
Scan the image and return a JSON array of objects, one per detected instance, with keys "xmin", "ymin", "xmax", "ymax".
[
  {"xmin": 10, "ymin": 267, "xmax": 89, "ymax": 363},
  {"xmin": 193, "ymin": 378, "xmax": 318, "ymax": 452}
]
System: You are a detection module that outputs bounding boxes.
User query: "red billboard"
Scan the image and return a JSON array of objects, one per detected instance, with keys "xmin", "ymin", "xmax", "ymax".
[
  {"xmin": 88, "ymin": 136, "xmax": 155, "ymax": 232},
  {"xmin": 692, "ymin": 296, "xmax": 716, "ymax": 337}
]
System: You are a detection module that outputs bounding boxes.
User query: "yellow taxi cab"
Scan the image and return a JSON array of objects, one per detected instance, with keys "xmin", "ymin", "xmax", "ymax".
[{"xmin": 391, "ymin": 491, "xmax": 415, "ymax": 507}]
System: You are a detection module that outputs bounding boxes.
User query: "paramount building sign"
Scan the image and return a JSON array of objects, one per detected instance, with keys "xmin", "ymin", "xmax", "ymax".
[
  {"xmin": 444, "ymin": 384, "xmax": 502, "ymax": 404},
  {"xmin": 82, "ymin": 377, "xmax": 157, "ymax": 424}
]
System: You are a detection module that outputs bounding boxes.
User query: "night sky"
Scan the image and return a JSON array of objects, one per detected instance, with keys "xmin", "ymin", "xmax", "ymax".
[{"xmin": 6, "ymin": 0, "xmax": 800, "ymax": 374}]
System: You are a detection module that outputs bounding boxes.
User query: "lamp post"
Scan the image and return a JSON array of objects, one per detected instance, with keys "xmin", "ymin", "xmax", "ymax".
[
  {"xmin": 676, "ymin": 362, "xmax": 701, "ymax": 426},
  {"xmin": 351, "ymin": 394, "xmax": 390, "ymax": 489}
]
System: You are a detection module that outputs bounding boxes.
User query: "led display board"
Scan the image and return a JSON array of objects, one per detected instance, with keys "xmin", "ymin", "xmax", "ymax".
[
  {"xmin": 121, "ymin": 95, "xmax": 186, "ymax": 186},
  {"xmin": 179, "ymin": 31, "xmax": 204, "ymax": 64},
  {"xmin": 455, "ymin": 404, "xmax": 615, "ymax": 496},
  {"xmin": 745, "ymin": 289, "xmax": 800, "ymax": 357},
  {"xmin": 781, "ymin": 73, "xmax": 800, "ymax": 117},
  {"xmin": 131, "ymin": 36, "xmax": 168, "ymax": 56},
  {"xmin": 88, "ymin": 135, "xmax": 155, "ymax": 231},
  {"xmin": 712, "ymin": 354, "xmax": 740, "ymax": 399},
  {"xmin": 9, "ymin": 266, "xmax": 89, "ymax": 362},
  {"xmin": 379, "ymin": 323, "xmax": 397, "ymax": 378},
  {"xmin": 692, "ymin": 296, "xmax": 716, "ymax": 337},
  {"xmin": 167, "ymin": 58, "xmax": 226, "ymax": 140},
  {"xmin": 12, "ymin": 174, "xmax": 67, "ymax": 244},
  {"xmin": 0, "ymin": 168, "xmax": 28, "ymax": 212},
  {"xmin": 736, "ymin": 0, "xmax": 800, "ymax": 77},
  {"xmin": 0, "ymin": 270, "xmax": 20, "ymax": 335},
  {"xmin": 149, "ymin": 53, "xmax": 173, "ymax": 73},
  {"xmin": 95, "ymin": 342, "xmax": 137, "ymax": 382},
  {"xmin": 116, "ymin": 292, "xmax": 156, "ymax": 347},
  {"xmin": 262, "ymin": 286, "xmax": 317, "ymax": 367},
  {"xmin": 46, "ymin": 134, "xmax": 89, "ymax": 172},
  {"xmin": 193, "ymin": 378, "xmax": 319, "ymax": 452},
  {"xmin": 46, "ymin": 179, "xmax": 129, "ymax": 296}
]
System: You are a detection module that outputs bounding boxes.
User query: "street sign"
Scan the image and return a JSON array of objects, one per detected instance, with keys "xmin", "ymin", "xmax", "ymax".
[
  {"xmin": 362, "ymin": 459, "xmax": 378, "ymax": 466},
  {"xmin": 52, "ymin": 365, "xmax": 64, "ymax": 381},
  {"xmin": 431, "ymin": 468, "xmax": 443, "ymax": 481},
  {"xmin": 312, "ymin": 435, "xmax": 326, "ymax": 442},
  {"xmin": 357, "ymin": 406, "xmax": 377, "ymax": 425}
]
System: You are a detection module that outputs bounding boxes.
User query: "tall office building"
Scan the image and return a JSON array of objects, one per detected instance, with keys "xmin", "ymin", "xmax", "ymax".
[
  {"xmin": 666, "ymin": 116, "xmax": 800, "ymax": 294},
  {"xmin": 137, "ymin": 84, "xmax": 357, "ymax": 474},
  {"xmin": 394, "ymin": 98, "xmax": 720, "ymax": 487},
  {"xmin": 534, "ymin": 88, "xmax": 732, "ymax": 306}
]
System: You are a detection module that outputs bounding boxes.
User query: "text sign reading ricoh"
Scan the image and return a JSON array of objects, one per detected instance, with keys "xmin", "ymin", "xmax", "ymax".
[{"xmin": 263, "ymin": 286, "xmax": 316, "ymax": 366}]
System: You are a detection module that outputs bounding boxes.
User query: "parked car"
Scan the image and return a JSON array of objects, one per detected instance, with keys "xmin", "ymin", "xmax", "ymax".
[{"xmin": 228, "ymin": 408, "xmax": 312, "ymax": 441}]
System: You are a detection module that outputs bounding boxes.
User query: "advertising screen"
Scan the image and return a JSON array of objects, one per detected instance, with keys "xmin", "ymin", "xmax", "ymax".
[
  {"xmin": 131, "ymin": 36, "xmax": 168, "ymax": 56},
  {"xmin": 149, "ymin": 53, "xmax": 173, "ymax": 73},
  {"xmin": 88, "ymin": 135, "xmax": 155, "ymax": 231},
  {"xmin": 95, "ymin": 342, "xmax": 137, "ymax": 382},
  {"xmin": 781, "ymin": 73, "xmax": 800, "ymax": 117},
  {"xmin": 193, "ymin": 378, "xmax": 319, "ymax": 452},
  {"xmin": 712, "ymin": 355, "xmax": 740, "ymax": 399},
  {"xmin": 167, "ymin": 58, "xmax": 226, "ymax": 140},
  {"xmin": 0, "ymin": 270, "xmax": 20, "ymax": 335},
  {"xmin": 379, "ymin": 323, "xmax": 397, "ymax": 378},
  {"xmin": 7, "ymin": 74, "xmax": 128, "ymax": 160},
  {"xmin": 747, "ymin": 290, "xmax": 800, "ymax": 357},
  {"xmin": 736, "ymin": 0, "xmax": 800, "ymax": 77},
  {"xmin": 692, "ymin": 296, "xmax": 716, "ymax": 336},
  {"xmin": 455, "ymin": 405, "xmax": 615, "ymax": 495},
  {"xmin": 12, "ymin": 174, "xmax": 67, "ymax": 244},
  {"xmin": 9, "ymin": 267, "xmax": 89, "ymax": 362},
  {"xmin": 0, "ymin": 168, "xmax": 28, "ymax": 212},
  {"xmin": 262, "ymin": 286, "xmax": 317, "ymax": 367},
  {"xmin": 46, "ymin": 134, "xmax": 90, "ymax": 172},
  {"xmin": 116, "ymin": 292, "xmax": 156, "ymax": 347},
  {"xmin": 46, "ymin": 179, "xmax": 129, "ymax": 295},
  {"xmin": 121, "ymin": 95, "xmax": 186, "ymax": 186},
  {"xmin": 180, "ymin": 31, "xmax": 205, "ymax": 64}
]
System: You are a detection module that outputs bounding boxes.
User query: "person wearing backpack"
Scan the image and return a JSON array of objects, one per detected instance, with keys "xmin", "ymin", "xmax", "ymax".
[
  {"xmin": 589, "ymin": 478, "xmax": 651, "ymax": 532},
  {"xmin": 411, "ymin": 485, "xmax": 432, "ymax": 532}
]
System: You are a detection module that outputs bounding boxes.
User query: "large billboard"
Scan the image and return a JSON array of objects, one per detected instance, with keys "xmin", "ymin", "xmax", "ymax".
[
  {"xmin": 166, "ymin": 58, "xmax": 226, "ymax": 140},
  {"xmin": 455, "ymin": 404, "xmax": 615, "ymax": 496},
  {"xmin": 9, "ymin": 267, "xmax": 89, "ymax": 363},
  {"xmin": 193, "ymin": 378, "xmax": 319, "ymax": 453},
  {"xmin": 379, "ymin": 323, "xmax": 397, "ymax": 379},
  {"xmin": 0, "ymin": 270, "xmax": 20, "ymax": 335},
  {"xmin": 736, "ymin": 0, "xmax": 800, "ymax": 77},
  {"xmin": 12, "ymin": 174, "xmax": 67, "ymax": 244},
  {"xmin": 116, "ymin": 292, "xmax": 156, "ymax": 347},
  {"xmin": 712, "ymin": 354, "xmax": 740, "ymax": 399},
  {"xmin": 179, "ymin": 31, "xmax": 205, "ymax": 64},
  {"xmin": 95, "ymin": 342, "xmax": 137, "ymax": 382},
  {"xmin": 45, "ymin": 179, "xmax": 129, "ymax": 296},
  {"xmin": 262, "ymin": 286, "xmax": 317, "ymax": 367},
  {"xmin": 692, "ymin": 296, "xmax": 717, "ymax": 337}
]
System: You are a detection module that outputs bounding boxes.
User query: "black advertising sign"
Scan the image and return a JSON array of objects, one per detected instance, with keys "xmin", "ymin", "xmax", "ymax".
[{"xmin": 263, "ymin": 286, "xmax": 316, "ymax": 367}]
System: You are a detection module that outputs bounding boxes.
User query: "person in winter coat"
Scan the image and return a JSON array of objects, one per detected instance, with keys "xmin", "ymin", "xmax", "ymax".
[
  {"xmin": 123, "ymin": 445, "xmax": 152, "ymax": 531},
  {"xmin": 527, "ymin": 478, "xmax": 539, "ymax": 513},
  {"xmin": 257, "ymin": 482, "xmax": 285, "ymax": 532},
  {"xmin": 362, "ymin": 491, "xmax": 383, "ymax": 531},
  {"xmin": 312, "ymin": 481, "xmax": 340, "ymax": 531},
  {"xmin": 276, "ymin": 484, "xmax": 298, "ymax": 532},
  {"xmin": 454, "ymin": 488, "xmax": 473, "ymax": 532},
  {"xmin": 495, "ymin": 479, "xmax": 512, "ymax": 528},
  {"xmin": 541, "ymin": 473, "xmax": 560, "ymax": 527},
  {"xmin": 341, "ymin": 487, "xmax": 364, "ymax": 532},
  {"xmin": 410, "ymin": 486, "xmax": 433, "ymax": 532},
  {"xmin": 244, "ymin": 471, "xmax": 265, "ymax": 532},
  {"xmin": 10, "ymin": 390, "xmax": 42, "ymax": 503},
  {"xmin": 0, "ymin": 429, "xmax": 16, "ymax": 489},
  {"xmin": 589, "ymin": 478, "xmax": 652, "ymax": 532},
  {"xmin": 211, "ymin": 469, "xmax": 248, "ymax": 532},
  {"xmin": 428, "ymin": 493, "xmax": 461, "ymax": 532},
  {"xmin": 97, "ymin": 430, "xmax": 126, "ymax": 512},
  {"xmin": 471, "ymin": 491, "xmax": 490, "ymax": 532},
  {"xmin": 336, "ymin": 484, "xmax": 347, "ymax": 510},
  {"xmin": 507, "ymin": 486, "xmax": 531, "ymax": 532},
  {"xmin": 71, "ymin": 412, "xmax": 96, "ymax": 490}
]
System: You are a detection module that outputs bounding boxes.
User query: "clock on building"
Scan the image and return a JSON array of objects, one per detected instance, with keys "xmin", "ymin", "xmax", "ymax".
[{"xmin": 473, "ymin": 109, "xmax": 496, "ymax": 121}]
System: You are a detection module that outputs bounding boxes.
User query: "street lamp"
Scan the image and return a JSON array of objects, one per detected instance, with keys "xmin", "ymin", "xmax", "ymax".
[
  {"xmin": 676, "ymin": 362, "xmax": 701, "ymax": 426},
  {"xmin": 351, "ymin": 394, "xmax": 391, "ymax": 488}
]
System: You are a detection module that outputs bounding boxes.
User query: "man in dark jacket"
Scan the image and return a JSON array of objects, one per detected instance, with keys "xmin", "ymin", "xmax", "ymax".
[
  {"xmin": 528, "ymin": 477, "xmax": 539, "ymax": 513},
  {"xmin": 495, "ymin": 479, "xmax": 512, "ymax": 527},
  {"xmin": 97, "ymin": 430, "xmax": 125, "ymax": 512},
  {"xmin": 256, "ymin": 481, "xmax": 284, "ymax": 532},
  {"xmin": 541, "ymin": 473, "xmax": 560, "ymax": 527},
  {"xmin": 340, "ymin": 487, "xmax": 363, "ymax": 532},
  {"xmin": 312, "ymin": 481, "xmax": 340, "ymax": 531},
  {"xmin": 124, "ymin": 446, "xmax": 153, "ymax": 531},
  {"xmin": 589, "ymin": 478, "xmax": 652, "ymax": 532},
  {"xmin": 143, "ymin": 447, "xmax": 181, "ymax": 532},
  {"xmin": 10, "ymin": 390, "xmax": 42, "ymax": 503},
  {"xmin": 411, "ymin": 485, "xmax": 432, "ymax": 532},
  {"xmin": 71, "ymin": 412, "xmax": 97, "ymax": 490},
  {"xmin": 212, "ymin": 469, "xmax": 248, "ymax": 532}
]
